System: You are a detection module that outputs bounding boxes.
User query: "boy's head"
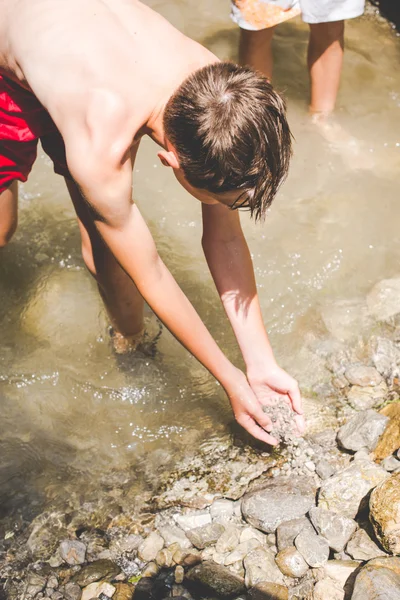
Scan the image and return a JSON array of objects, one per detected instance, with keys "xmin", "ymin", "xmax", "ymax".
[{"xmin": 162, "ymin": 61, "xmax": 292, "ymax": 220}]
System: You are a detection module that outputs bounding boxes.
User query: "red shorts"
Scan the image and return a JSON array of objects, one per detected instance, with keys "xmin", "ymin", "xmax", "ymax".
[{"xmin": 0, "ymin": 73, "xmax": 71, "ymax": 194}]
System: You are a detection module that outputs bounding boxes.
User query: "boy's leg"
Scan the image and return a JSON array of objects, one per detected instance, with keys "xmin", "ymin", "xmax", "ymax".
[
  {"xmin": 65, "ymin": 179, "xmax": 145, "ymax": 353},
  {"xmin": 0, "ymin": 181, "xmax": 18, "ymax": 247},
  {"xmin": 239, "ymin": 27, "xmax": 276, "ymax": 80},
  {"xmin": 307, "ymin": 20, "xmax": 345, "ymax": 114}
]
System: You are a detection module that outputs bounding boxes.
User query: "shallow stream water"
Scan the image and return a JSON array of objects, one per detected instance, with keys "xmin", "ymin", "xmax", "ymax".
[{"xmin": 0, "ymin": 2, "xmax": 399, "ymax": 520}]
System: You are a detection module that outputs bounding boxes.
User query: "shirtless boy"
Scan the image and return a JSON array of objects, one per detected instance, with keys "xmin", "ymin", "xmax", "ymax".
[{"xmin": 0, "ymin": 0, "xmax": 304, "ymax": 445}]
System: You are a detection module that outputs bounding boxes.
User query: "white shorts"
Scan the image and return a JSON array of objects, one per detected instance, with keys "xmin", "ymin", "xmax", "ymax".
[{"xmin": 231, "ymin": 0, "xmax": 365, "ymax": 29}]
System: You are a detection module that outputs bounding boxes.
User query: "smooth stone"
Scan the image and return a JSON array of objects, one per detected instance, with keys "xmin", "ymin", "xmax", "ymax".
[
  {"xmin": 239, "ymin": 527, "xmax": 267, "ymax": 546},
  {"xmin": 174, "ymin": 565, "xmax": 185, "ymax": 584},
  {"xmin": 59, "ymin": 540, "xmax": 86, "ymax": 566},
  {"xmin": 244, "ymin": 546, "xmax": 285, "ymax": 587},
  {"xmin": 156, "ymin": 548, "xmax": 174, "ymax": 568},
  {"xmin": 318, "ymin": 459, "xmax": 389, "ymax": 518},
  {"xmin": 276, "ymin": 517, "xmax": 315, "ymax": 552},
  {"xmin": 294, "ymin": 529, "xmax": 330, "ymax": 568},
  {"xmin": 81, "ymin": 582, "xmax": 115, "ymax": 600},
  {"xmin": 373, "ymin": 403, "xmax": 400, "ymax": 461},
  {"xmin": 215, "ymin": 526, "xmax": 240, "ymax": 554},
  {"xmin": 225, "ymin": 539, "xmax": 261, "ymax": 566},
  {"xmin": 353, "ymin": 447, "xmax": 372, "ymax": 462},
  {"xmin": 138, "ymin": 532, "xmax": 165, "ymax": 562},
  {"xmin": 346, "ymin": 529, "xmax": 387, "ymax": 560},
  {"xmin": 241, "ymin": 476, "xmax": 316, "ymax": 533},
  {"xmin": 347, "ymin": 382, "xmax": 388, "ymax": 411},
  {"xmin": 337, "ymin": 410, "xmax": 389, "ymax": 452},
  {"xmin": 309, "ymin": 506, "xmax": 357, "ymax": 552},
  {"xmin": 382, "ymin": 455, "xmax": 400, "ymax": 472},
  {"xmin": 275, "ymin": 547, "xmax": 309, "ymax": 578},
  {"xmin": 141, "ymin": 562, "xmax": 159, "ymax": 578},
  {"xmin": 181, "ymin": 550, "xmax": 202, "ymax": 567},
  {"xmin": 345, "ymin": 365, "xmax": 383, "ymax": 387},
  {"xmin": 370, "ymin": 471, "xmax": 400, "ymax": 554},
  {"xmin": 113, "ymin": 583, "xmax": 134, "ymax": 600},
  {"xmin": 158, "ymin": 525, "xmax": 192, "ymax": 549},
  {"xmin": 367, "ymin": 277, "xmax": 400, "ymax": 322},
  {"xmin": 351, "ymin": 556, "xmax": 400, "ymax": 600},
  {"xmin": 247, "ymin": 582, "xmax": 288, "ymax": 600},
  {"xmin": 313, "ymin": 578, "xmax": 344, "ymax": 600},
  {"xmin": 315, "ymin": 459, "xmax": 336, "ymax": 480},
  {"xmin": 174, "ymin": 511, "xmax": 211, "ymax": 531},
  {"xmin": 186, "ymin": 523, "xmax": 225, "ymax": 550},
  {"xmin": 24, "ymin": 574, "xmax": 47, "ymax": 598},
  {"xmin": 62, "ymin": 583, "xmax": 82, "ymax": 600},
  {"xmin": 186, "ymin": 561, "xmax": 246, "ymax": 598},
  {"xmin": 288, "ymin": 579, "xmax": 314, "ymax": 600},
  {"xmin": 72, "ymin": 559, "xmax": 120, "ymax": 587},
  {"xmin": 210, "ymin": 499, "xmax": 235, "ymax": 522},
  {"xmin": 324, "ymin": 559, "xmax": 361, "ymax": 588}
]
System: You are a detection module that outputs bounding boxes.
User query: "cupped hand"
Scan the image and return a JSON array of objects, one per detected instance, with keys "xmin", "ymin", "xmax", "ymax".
[
  {"xmin": 247, "ymin": 363, "xmax": 306, "ymax": 435},
  {"xmin": 224, "ymin": 369, "xmax": 280, "ymax": 446}
]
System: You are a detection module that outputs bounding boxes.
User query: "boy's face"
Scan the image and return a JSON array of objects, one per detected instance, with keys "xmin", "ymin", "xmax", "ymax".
[{"xmin": 173, "ymin": 167, "xmax": 246, "ymax": 209}]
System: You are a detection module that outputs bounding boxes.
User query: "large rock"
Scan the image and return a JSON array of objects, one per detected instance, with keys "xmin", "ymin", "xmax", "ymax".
[
  {"xmin": 347, "ymin": 382, "xmax": 388, "ymax": 411},
  {"xmin": 345, "ymin": 365, "xmax": 383, "ymax": 387},
  {"xmin": 351, "ymin": 556, "xmax": 400, "ymax": 600},
  {"xmin": 373, "ymin": 403, "xmax": 400, "ymax": 461},
  {"xmin": 346, "ymin": 529, "xmax": 387, "ymax": 561},
  {"xmin": 318, "ymin": 459, "xmax": 389, "ymax": 518},
  {"xmin": 244, "ymin": 546, "xmax": 284, "ymax": 587},
  {"xmin": 337, "ymin": 410, "xmax": 389, "ymax": 452},
  {"xmin": 275, "ymin": 547, "xmax": 309, "ymax": 578},
  {"xmin": 186, "ymin": 561, "xmax": 246, "ymax": 598},
  {"xmin": 324, "ymin": 559, "xmax": 361, "ymax": 588},
  {"xmin": 241, "ymin": 476, "xmax": 316, "ymax": 533},
  {"xmin": 367, "ymin": 278, "xmax": 400, "ymax": 322},
  {"xmin": 309, "ymin": 507, "xmax": 357, "ymax": 552},
  {"xmin": 370, "ymin": 471, "xmax": 400, "ymax": 554},
  {"xmin": 294, "ymin": 529, "xmax": 330, "ymax": 568},
  {"xmin": 368, "ymin": 336, "xmax": 400, "ymax": 379},
  {"xmin": 276, "ymin": 517, "xmax": 315, "ymax": 551}
]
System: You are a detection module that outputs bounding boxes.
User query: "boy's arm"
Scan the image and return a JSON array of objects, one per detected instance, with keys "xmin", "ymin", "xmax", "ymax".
[
  {"xmin": 201, "ymin": 202, "xmax": 304, "ymax": 428},
  {"xmin": 63, "ymin": 113, "xmax": 278, "ymax": 444}
]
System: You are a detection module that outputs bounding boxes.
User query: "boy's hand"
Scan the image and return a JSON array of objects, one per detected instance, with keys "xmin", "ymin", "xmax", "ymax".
[
  {"xmin": 224, "ymin": 369, "xmax": 280, "ymax": 445},
  {"xmin": 247, "ymin": 364, "xmax": 306, "ymax": 435}
]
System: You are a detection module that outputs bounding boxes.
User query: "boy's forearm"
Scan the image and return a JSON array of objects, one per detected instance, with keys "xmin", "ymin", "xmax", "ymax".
[{"xmin": 202, "ymin": 231, "xmax": 277, "ymax": 375}]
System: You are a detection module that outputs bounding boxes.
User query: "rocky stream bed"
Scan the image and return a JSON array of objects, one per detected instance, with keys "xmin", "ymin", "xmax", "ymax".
[{"xmin": 1, "ymin": 276, "xmax": 400, "ymax": 599}]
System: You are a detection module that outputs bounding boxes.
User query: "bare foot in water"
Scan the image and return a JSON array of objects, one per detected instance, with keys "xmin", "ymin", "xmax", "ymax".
[
  {"xmin": 110, "ymin": 328, "xmax": 145, "ymax": 354},
  {"xmin": 110, "ymin": 317, "xmax": 163, "ymax": 356},
  {"xmin": 310, "ymin": 112, "xmax": 374, "ymax": 171}
]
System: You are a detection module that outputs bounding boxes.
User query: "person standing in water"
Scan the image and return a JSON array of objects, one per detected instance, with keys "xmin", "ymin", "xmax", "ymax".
[
  {"xmin": 0, "ymin": 0, "xmax": 304, "ymax": 445},
  {"xmin": 232, "ymin": 0, "xmax": 365, "ymax": 123}
]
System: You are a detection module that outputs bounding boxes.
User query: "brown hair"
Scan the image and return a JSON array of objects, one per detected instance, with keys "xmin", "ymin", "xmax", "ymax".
[{"xmin": 163, "ymin": 61, "xmax": 292, "ymax": 220}]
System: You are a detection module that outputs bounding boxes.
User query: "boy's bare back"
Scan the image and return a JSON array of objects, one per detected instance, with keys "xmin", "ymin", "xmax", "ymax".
[{"xmin": 0, "ymin": 0, "xmax": 215, "ymax": 139}]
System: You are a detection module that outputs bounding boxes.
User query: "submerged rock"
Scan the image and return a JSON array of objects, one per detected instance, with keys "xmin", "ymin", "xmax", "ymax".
[
  {"xmin": 344, "ymin": 365, "xmax": 383, "ymax": 387},
  {"xmin": 241, "ymin": 476, "xmax": 316, "ymax": 533},
  {"xmin": 186, "ymin": 561, "xmax": 246, "ymax": 598},
  {"xmin": 26, "ymin": 511, "xmax": 68, "ymax": 560},
  {"xmin": 347, "ymin": 382, "xmax": 388, "ymax": 411},
  {"xmin": 59, "ymin": 540, "xmax": 86, "ymax": 566},
  {"xmin": 337, "ymin": 410, "xmax": 389, "ymax": 452},
  {"xmin": 137, "ymin": 532, "xmax": 164, "ymax": 562},
  {"xmin": 72, "ymin": 559, "xmax": 120, "ymax": 587},
  {"xmin": 351, "ymin": 556, "xmax": 400, "ymax": 600},
  {"xmin": 318, "ymin": 459, "xmax": 388, "ymax": 518},
  {"xmin": 367, "ymin": 277, "xmax": 400, "ymax": 322},
  {"xmin": 370, "ymin": 471, "xmax": 400, "ymax": 554}
]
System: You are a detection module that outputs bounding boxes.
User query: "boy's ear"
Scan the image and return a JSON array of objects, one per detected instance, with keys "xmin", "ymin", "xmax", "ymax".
[{"xmin": 158, "ymin": 149, "xmax": 180, "ymax": 169}]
